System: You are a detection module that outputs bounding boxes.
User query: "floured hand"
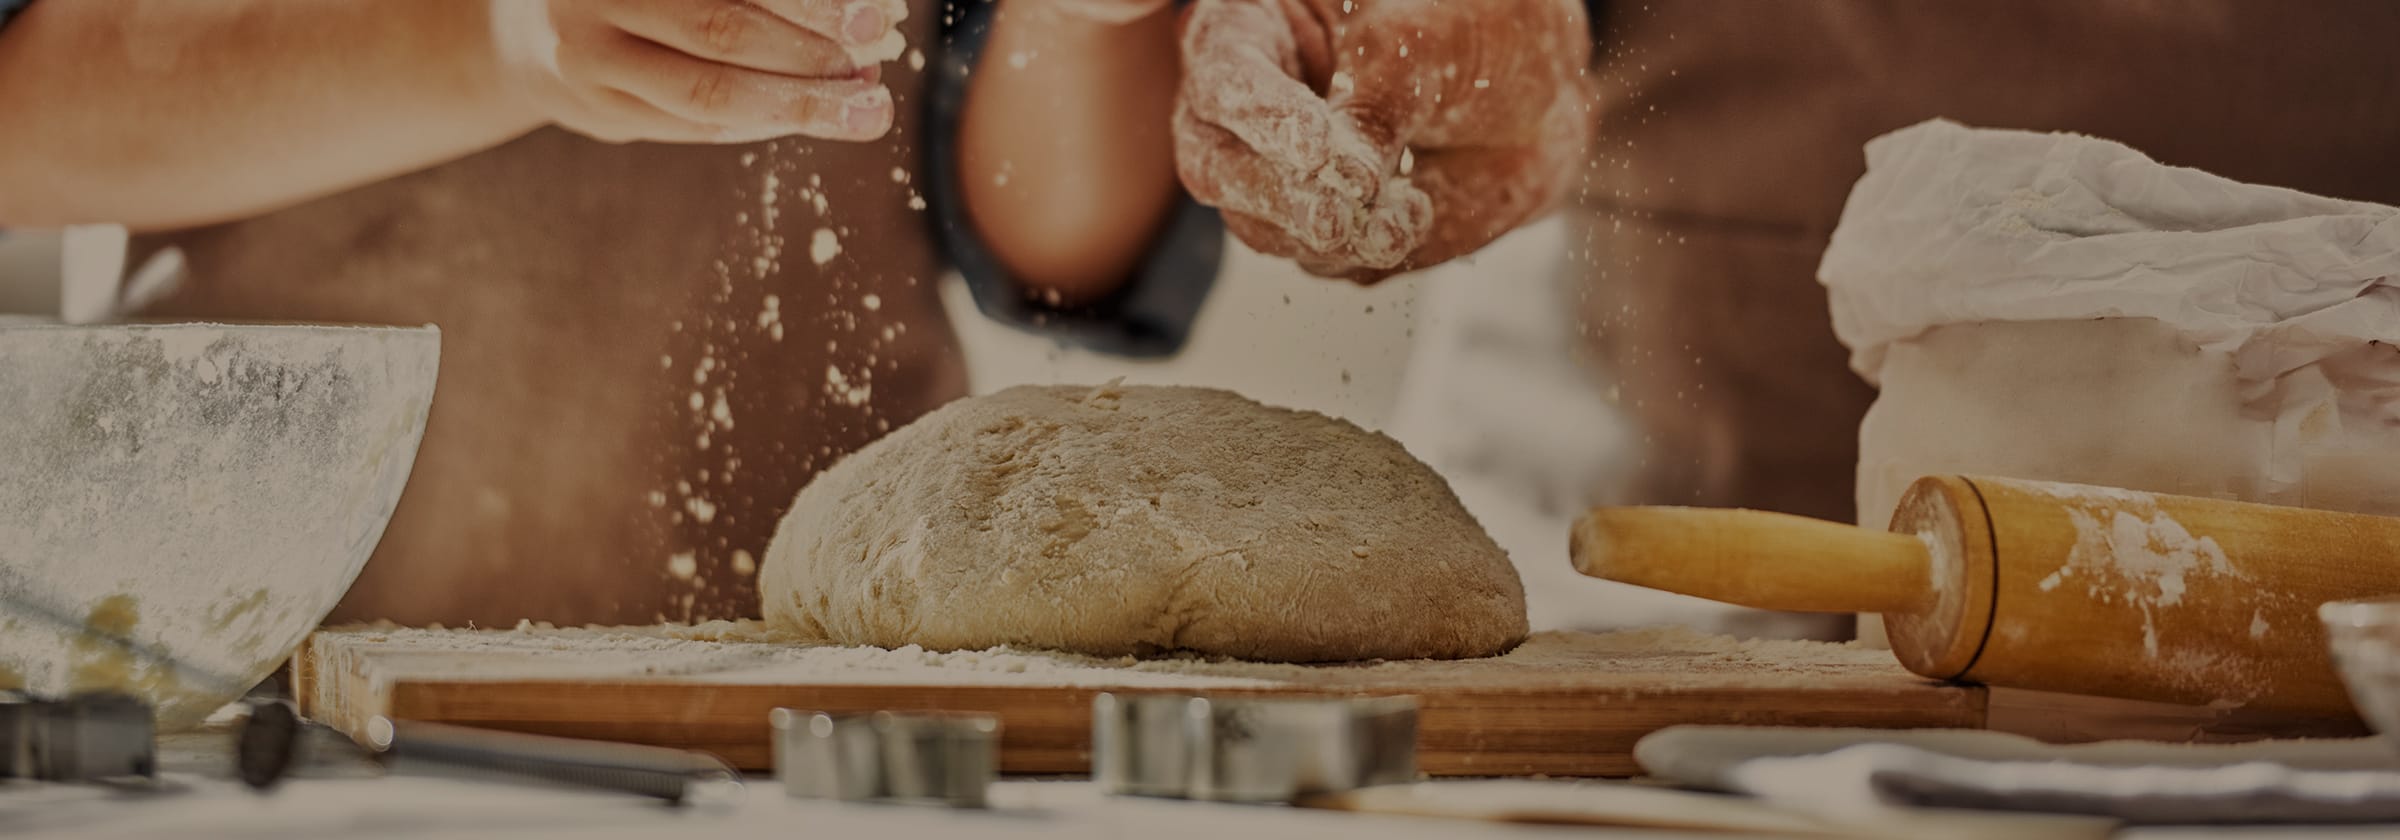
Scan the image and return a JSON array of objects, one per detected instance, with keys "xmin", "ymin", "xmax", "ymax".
[
  {"xmin": 488, "ymin": 0, "xmax": 908, "ymax": 144},
  {"xmin": 1174, "ymin": 0, "xmax": 1592, "ymax": 282}
]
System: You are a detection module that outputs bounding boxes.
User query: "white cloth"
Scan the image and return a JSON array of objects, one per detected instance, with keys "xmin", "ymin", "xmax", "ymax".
[
  {"xmin": 1822, "ymin": 119, "xmax": 2400, "ymax": 524},
  {"xmin": 1639, "ymin": 726, "xmax": 2400, "ymax": 825},
  {"xmin": 1820, "ymin": 118, "xmax": 2400, "ymax": 387}
]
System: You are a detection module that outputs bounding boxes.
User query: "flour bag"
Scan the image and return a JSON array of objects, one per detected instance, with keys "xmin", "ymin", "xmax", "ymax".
[{"xmin": 1820, "ymin": 119, "xmax": 2400, "ymax": 529}]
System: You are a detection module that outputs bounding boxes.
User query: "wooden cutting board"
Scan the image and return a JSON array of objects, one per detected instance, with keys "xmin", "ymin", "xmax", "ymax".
[{"xmin": 293, "ymin": 624, "xmax": 1987, "ymax": 777}]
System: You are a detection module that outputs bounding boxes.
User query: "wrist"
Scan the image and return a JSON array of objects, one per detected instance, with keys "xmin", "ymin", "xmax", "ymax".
[{"xmin": 470, "ymin": 1, "xmax": 562, "ymax": 138}]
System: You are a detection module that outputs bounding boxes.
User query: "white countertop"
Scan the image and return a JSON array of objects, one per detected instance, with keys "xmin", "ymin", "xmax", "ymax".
[
  {"xmin": 6, "ymin": 772, "xmax": 1639, "ymax": 840},
  {"xmin": 7, "ymin": 733, "xmax": 2398, "ymax": 840}
]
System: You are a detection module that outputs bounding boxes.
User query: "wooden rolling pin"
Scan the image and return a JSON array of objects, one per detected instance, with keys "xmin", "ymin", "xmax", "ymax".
[{"xmin": 1571, "ymin": 475, "xmax": 2400, "ymax": 717}]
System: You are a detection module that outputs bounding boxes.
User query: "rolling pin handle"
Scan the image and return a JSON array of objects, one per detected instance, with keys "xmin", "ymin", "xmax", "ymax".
[{"xmin": 1569, "ymin": 506, "xmax": 1936, "ymax": 616}]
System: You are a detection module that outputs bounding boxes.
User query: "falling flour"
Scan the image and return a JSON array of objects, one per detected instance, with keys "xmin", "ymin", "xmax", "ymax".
[
  {"xmin": 824, "ymin": 365, "xmax": 872, "ymax": 407},
  {"xmin": 649, "ymin": 0, "xmax": 928, "ymax": 603},
  {"xmin": 810, "ymin": 228, "xmax": 842, "ymax": 265}
]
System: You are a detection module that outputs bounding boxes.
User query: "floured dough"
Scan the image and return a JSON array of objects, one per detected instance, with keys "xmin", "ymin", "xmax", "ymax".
[{"xmin": 761, "ymin": 383, "xmax": 1528, "ymax": 661}]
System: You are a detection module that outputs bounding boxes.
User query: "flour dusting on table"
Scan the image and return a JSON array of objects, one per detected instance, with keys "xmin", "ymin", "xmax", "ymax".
[{"xmin": 309, "ymin": 622, "xmax": 1902, "ymax": 693}]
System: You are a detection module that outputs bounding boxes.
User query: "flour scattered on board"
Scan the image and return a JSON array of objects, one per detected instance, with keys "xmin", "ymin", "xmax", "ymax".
[{"xmin": 309, "ymin": 624, "xmax": 1901, "ymax": 691}]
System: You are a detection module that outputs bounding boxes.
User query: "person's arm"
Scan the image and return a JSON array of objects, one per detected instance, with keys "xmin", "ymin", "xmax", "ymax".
[
  {"xmin": 927, "ymin": 0, "xmax": 1220, "ymax": 357},
  {"xmin": 0, "ymin": 2, "xmax": 534, "ymax": 230},
  {"xmin": 0, "ymin": 0, "xmax": 900, "ymax": 231},
  {"xmin": 955, "ymin": 0, "xmax": 1182, "ymax": 305}
]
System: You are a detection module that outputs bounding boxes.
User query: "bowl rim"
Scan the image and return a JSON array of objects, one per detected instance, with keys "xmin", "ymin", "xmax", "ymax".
[{"xmin": 0, "ymin": 316, "xmax": 439, "ymax": 334}]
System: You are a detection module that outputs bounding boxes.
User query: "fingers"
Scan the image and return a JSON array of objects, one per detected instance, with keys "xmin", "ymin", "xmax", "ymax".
[
  {"xmin": 575, "ymin": 32, "xmax": 895, "ymax": 140},
  {"xmin": 1207, "ymin": 133, "xmax": 1567, "ymax": 281},
  {"xmin": 1229, "ymin": 151, "xmax": 1539, "ymax": 285},
  {"xmin": 603, "ymin": 0, "xmax": 863, "ymax": 78},
  {"xmin": 1176, "ymin": 105, "xmax": 1351, "ymax": 250},
  {"xmin": 1221, "ymin": 211, "xmax": 1383, "ymax": 280},
  {"xmin": 744, "ymin": 0, "xmax": 897, "ymax": 50},
  {"xmin": 1178, "ymin": 0, "xmax": 1381, "ymax": 201},
  {"xmin": 1182, "ymin": 101, "xmax": 1431, "ymax": 273},
  {"xmin": 1227, "ymin": 0, "xmax": 1590, "ymax": 279},
  {"xmin": 1173, "ymin": 0, "xmax": 1596, "ymax": 279},
  {"xmin": 1175, "ymin": 0, "xmax": 1429, "ymax": 271},
  {"xmin": 505, "ymin": 0, "xmax": 903, "ymax": 144}
]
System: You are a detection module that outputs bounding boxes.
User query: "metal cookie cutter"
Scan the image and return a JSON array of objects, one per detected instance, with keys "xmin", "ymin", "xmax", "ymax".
[
  {"xmin": 771, "ymin": 709, "xmax": 999, "ymax": 808},
  {"xmin": 1092, "ymin": 693, "xmax": 1418, "ymax": 802},
  {"xmin": 0, "ymin": 692, "xmax": 156, "ymax": 783}
]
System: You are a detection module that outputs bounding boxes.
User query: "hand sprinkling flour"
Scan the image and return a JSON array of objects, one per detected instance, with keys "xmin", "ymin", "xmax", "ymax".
[
  {"xmin": 1173, "ymin": 0, "xmax": 1592, "ymax": 281},
  {"xmin": 488, "ymin": 0, "xmax": 908, "ymax": 144}
]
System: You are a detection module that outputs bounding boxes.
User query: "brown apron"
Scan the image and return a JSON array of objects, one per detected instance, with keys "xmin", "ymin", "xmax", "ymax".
[
  {"xmin": 1577, "ymin": 1, "xmax": 2400, "ymax": 525},
  {"xmin": 129, "ymin": 2, "xmax": 960, "ymax": 627}
]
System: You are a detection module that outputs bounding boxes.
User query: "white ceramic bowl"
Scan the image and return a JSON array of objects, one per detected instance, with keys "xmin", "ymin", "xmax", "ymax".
[
  {"xmin": 0, "ymin": 320, "xmax": 438, "ymax": 728},
  {"xmin": 2318, "ymin": 597, "xmax": 2400, "ymax": 739}
]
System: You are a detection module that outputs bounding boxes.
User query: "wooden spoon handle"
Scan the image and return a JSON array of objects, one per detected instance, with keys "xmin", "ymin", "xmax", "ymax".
[{"xmin": 1570, "ymin": 507, "xmax": 1933, "ymax": 615}]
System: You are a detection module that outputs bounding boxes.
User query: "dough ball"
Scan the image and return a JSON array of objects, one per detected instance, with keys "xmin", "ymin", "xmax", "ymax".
[{"xmin": 761, "ymin": 383, "xmax": 1527, "ymax": 661}]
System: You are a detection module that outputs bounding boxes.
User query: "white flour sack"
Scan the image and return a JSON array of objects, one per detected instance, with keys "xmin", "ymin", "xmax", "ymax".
[{"xmin": 1821, "ymin": 119, "xmax": 2400, "ymax": 528}]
